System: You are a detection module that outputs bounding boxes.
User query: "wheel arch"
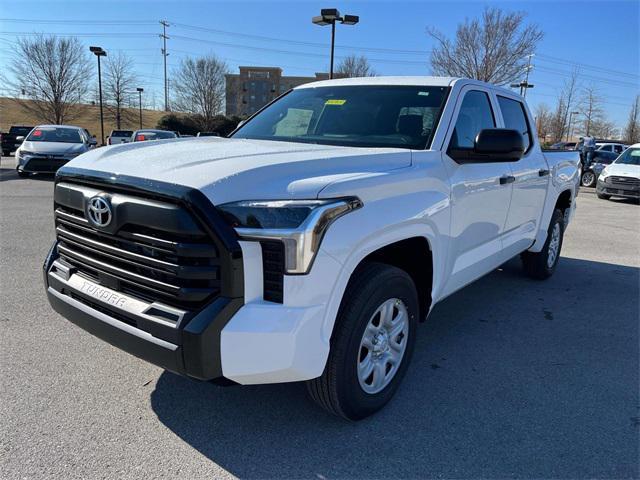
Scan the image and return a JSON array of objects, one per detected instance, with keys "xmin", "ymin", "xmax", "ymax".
[{"xmin": 320, "ymin": 227, "xmax": 438, "ymax": 343}]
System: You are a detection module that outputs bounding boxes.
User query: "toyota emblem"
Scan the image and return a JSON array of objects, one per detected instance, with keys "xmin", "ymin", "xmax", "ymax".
[{"xmin": 86, "ymin": 195, "xmax": 112, "ymax": 228}]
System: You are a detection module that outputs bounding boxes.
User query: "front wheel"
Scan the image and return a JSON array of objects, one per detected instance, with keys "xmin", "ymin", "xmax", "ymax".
[
  {"xmin": 521, "ymin": 208, "xmax": 565, "ymax": 280},
  {"xmin": 306, "ymin": 262, "xmax": 418, "ymax": 420},
  {"xmin": 581, "ymin": 171, "xmax": 596, "ymax": 187}
]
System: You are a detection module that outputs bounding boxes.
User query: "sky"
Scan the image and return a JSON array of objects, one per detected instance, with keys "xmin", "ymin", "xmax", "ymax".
[{"xmin": 0, "ymin": 0, "xmax": 638, "ymax": 129}]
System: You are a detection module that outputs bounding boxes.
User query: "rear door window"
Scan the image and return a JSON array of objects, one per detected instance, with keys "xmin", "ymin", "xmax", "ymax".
[{"xmin": 497, "ymin": 96, "xmax": 532, "ymax": 153}]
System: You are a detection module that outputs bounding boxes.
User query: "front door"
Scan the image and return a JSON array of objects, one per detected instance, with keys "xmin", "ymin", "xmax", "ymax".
[{"xmin": 440, "ymin": 88, "xmax": 514, "ymax": 298}]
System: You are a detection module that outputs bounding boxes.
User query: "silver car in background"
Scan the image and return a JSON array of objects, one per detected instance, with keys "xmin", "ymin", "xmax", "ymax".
[{"xmin": 16, "ymin": 125, "xmax": 97, "ymax": 177}]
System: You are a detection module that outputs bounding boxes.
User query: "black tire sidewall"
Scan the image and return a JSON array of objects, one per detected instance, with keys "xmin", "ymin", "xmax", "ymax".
[
  {"xmin": 542, "ymin": 209, "xmax": 564, "ymax": 275},
  {"xmin": 334, "ymin": 266, "xmax": 418, "ymax": 420}
]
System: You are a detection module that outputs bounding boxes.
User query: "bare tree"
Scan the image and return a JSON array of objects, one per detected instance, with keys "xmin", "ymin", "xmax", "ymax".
[
  {"xmin": 623, "ymin": 95, "xmax": 640, "ymax": 144},
  {"xmin": 549, "ymin": 69, "xmax": 580, "ymax": 142},
  {"xmin": 172, "ymin": 55, "xmax": 227, "ymax": 131},
  {"xmin": 336, "ymin": 55, "xmax": 377, "ymax": 78},
  {"xmin": 427, "ymin": 7, "xmax": 543, "ymax": 85},
  {"xmin": 8, "ymin": 35, "xmax": 92, "ymax": 124},
  {"xmin": 578, "ymin": 84, "xmax": 604, "ymax": 136},
  {"xmin": 590, "ymin": 118, "xmax": 618, "ymax": 139},
  {"xmin": 534, "ymin": 103, "xmax": 553, "ymax": 144},
  {"xmin": 104, "ymin": 51, "xmax": 138, "ymax": 129}
]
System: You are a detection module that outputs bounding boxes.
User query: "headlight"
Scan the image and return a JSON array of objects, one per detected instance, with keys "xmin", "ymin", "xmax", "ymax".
[
  {"xmin": 18, "ymin": 150, "xmax": 34, "ymax": 159},
  {"xmin": 218, "ymin": 197, "xmax": 363, "ymax": 274}
]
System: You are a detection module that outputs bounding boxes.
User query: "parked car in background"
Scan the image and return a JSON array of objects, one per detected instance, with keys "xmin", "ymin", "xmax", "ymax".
[
  {"xmin": 549, "ymin": 141, "xmax": 577, "ymax": 150},
  {"xmin": 107, "ymin": 130, "xmax": 133, "ymax": 145},
  {"xmin": 131, "ymin": 129, "xmax": 178, "ymax": 142},
  {"xmin": 44, "ymin": 77, "xmax": 580, "ymax": 420},
  {"xmin": 197, "ymin": 132, "xmax": 220, "ymax": 137},
  {"xmin": 596, "ymin": 143, "xmax": 640, "ymax": 201},
  {"xmin": 16, "ymin": 125, "xmax": 96, "ymax": 177},
  {"xmin": 580, "ymin": 149, "xmax": 619, "ymax": 187},
  {"xmin": 595, "ymin": 142, "xmax": 628, "ymax": 154},
  {"xmin": 2, "ymin": 125, "xmax": 34, "ymax": 156}
]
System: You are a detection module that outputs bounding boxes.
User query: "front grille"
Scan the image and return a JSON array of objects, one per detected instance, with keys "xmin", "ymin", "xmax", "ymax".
[
  {"xmin": 609, "ymin": 176, "xmax": 640, "ymax": 187},
  {"xmin": 25, "ymin": 157, "xmax": 69, "ymax": 171},
  {"xmin": 54, "ymin": 185, "xmax": 221, "ymax": 310},
  {"xmin": 260, "ymin": 240, "xmax": 284, "ymax": 303}
]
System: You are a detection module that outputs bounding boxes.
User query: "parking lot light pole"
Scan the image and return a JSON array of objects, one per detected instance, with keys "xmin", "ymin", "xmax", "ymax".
[
  {"xmin": 312, "ymin": 9, "xmax": 359, "ymax": 79},
  {"xmin": 89, "ymin": 46, "xmax": 107, "ymax": 146},
  {"xmin": 136, "ymin": 88, "xmax": 144, "ymax": 129},
  {"xmin": 567, "ymin": 111, "xmax": 580, "ymax": 142}
]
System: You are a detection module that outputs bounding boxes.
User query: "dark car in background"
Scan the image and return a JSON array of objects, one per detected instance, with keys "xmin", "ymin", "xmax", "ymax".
[
  {"xmin": 580, "ymin": 149, "xmax": 619, "ymax": 187},
  {"xmin": 131, "ymin": 129, "xmax": 178, "ymax": 142},
  {"xmin": 2, "ymin": 125, "xmax": 34, "ymax": 156}
]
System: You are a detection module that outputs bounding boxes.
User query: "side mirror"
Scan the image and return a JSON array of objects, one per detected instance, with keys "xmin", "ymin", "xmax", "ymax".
[
  {"xmin": 449, "ymin": 129, "xmax": 524, "ymax": 163},
  {"xmin": 15, "ymin": 136, "xmax": 24, "ymax": 142}
]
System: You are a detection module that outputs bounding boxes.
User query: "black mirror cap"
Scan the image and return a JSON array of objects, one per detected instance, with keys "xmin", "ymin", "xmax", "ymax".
[{"xmin": 474, "ymin": 129, "xmax": 524, "ymax": 161}]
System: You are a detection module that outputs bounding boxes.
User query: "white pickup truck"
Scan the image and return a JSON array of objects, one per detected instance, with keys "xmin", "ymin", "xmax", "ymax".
[{"xmin": 44, "ymin": 77, "xmax": 580, "ymax": 420}]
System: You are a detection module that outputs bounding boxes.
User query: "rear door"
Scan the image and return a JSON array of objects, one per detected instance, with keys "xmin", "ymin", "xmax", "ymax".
[
  {"xmin": 496, "ymin": 94, "xmax": 549, "ymax": 257},
  {"xmin": 439, "ymin": 87, "xmax": 514, "ymax": 297}
]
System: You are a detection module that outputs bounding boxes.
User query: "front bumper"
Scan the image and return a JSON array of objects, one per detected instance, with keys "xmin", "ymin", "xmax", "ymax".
[
  {"xmin": 44, "ymin": 242, "xmax": 242, "ymax": 382},
  {"xmin": 597, "ymin": 179, "xmax": 640, "ymax": 199}
]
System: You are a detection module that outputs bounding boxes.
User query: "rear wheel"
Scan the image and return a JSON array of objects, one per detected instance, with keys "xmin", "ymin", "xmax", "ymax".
[
  {"xmin": 581, "ymin": 171, "xmax": 596, "ymax": 187},
  {"xmin": 521, "ymin": 209, "xmax": 564, "ymax": 280},
  {"xmin": 2, "ymin": 150, "xmax": 10, "ymax": 157},
  {"xmin": 306, "ymin": 262, "xmax": 418, "ymax": 420}
]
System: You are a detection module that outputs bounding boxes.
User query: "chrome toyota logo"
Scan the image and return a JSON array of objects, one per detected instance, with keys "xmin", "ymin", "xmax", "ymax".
[{"xmin": 86, "ymin": 195, "xmax": 112, "ymax": 228}]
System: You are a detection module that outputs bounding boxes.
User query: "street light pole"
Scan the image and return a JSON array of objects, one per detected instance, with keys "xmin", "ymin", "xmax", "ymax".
[
  {"xmin": 567, "ymin": 111, "xmax": 580, "ymax": 142},
  {"xmin": 136, "ymin": 88, "xmax": 144, "ymax": 129},
  {"xmin": 89, "ymin": 46, "xmax": 107, "ymax": 146},
  {"xmin": 312, "ymin": 9, "xmax": 359, "ymax": 80}
]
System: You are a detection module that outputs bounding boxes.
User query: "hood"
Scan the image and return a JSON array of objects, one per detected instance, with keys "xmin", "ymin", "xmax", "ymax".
[
  {"xmin": 61, "ymin": 137, "xmax": 412, "ymax": 204},
  {"xmin": 22, "ymin": 141, "xmax": 88, "ymax": 155},
  {"xmin": 602, "ymin": 163, "xmax": 640, "ymax": 179}
]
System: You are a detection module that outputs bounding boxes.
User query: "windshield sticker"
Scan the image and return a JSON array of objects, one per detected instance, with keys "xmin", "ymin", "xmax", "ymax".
[
  {"xmin": 418, "ymin": 91, "xmax": 430, "ymax": 96},
  {"xmin": 325, "ymin": 99, "xmax": 347, "ymax": 105}
]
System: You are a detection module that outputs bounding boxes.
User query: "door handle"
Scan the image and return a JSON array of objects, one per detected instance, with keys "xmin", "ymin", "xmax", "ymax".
[
  {"xmin": 499, "ymin": 175, "xmax": 515, "ymax": 185},
  {"xmin": 538, "ymin": 169, "xmax": 550, "ymax": 177}
]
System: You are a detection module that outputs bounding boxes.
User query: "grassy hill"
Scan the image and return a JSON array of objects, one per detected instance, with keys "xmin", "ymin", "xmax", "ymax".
[{"xmin": 0, "ymin": 97, "xmax": 167, "ymax": 136}]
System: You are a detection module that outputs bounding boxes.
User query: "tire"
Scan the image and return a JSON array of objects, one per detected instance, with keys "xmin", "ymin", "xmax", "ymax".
[
  {"xmin": 306, "ymin": 262, "xmax": 419, "ymax": 420},
  {"xmin": 581, "ymin": 171, "xmax": 596, "ymax": 188},
  {"xmin": 521, "ymin": 208, "xmax": 564, "ymax": 280},
  {"xmin": 2, "ymin": 150, "xmax": 10, "ymax": 157},
  {"xmin": 597, "ymin": 192, "xmax": 611, "ymax": 200}
]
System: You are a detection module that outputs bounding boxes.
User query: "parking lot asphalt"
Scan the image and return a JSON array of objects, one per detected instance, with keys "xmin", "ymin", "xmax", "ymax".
[{"xmin": 1, "ymin": 154, "xmax": 638, "ymax": 479}]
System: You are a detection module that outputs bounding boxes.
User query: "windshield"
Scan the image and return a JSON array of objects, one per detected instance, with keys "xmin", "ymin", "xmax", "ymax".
[
  {"xmin": 231, "ymin": 85, "xmax": 450, "ymax": 149},
  {"xmin": 26, "ymin": 127, "xmax": 83, "ymax": 143},
  {"xmin": 615, "ymin": 147, "xmax": 640, "ymax": 165},
  {"xmin": 111, "ymin": 130, "xmax": 133, "ymax": 137}
]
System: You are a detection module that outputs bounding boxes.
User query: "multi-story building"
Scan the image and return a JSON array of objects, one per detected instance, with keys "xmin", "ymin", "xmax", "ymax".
[{"xmin": 225, "ymin": 67, "xmax": 332, "ymax": 117}]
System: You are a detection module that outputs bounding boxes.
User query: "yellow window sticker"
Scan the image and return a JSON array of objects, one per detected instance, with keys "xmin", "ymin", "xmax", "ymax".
[{"xmin": 325, "ymin": 99, "xmax": 347, "ymax": 105}]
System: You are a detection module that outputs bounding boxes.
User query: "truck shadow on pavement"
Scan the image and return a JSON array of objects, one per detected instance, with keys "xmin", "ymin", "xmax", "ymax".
[{"xmin": 150, "ymin": 256, "xmax": 639, "ymax": 479}]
